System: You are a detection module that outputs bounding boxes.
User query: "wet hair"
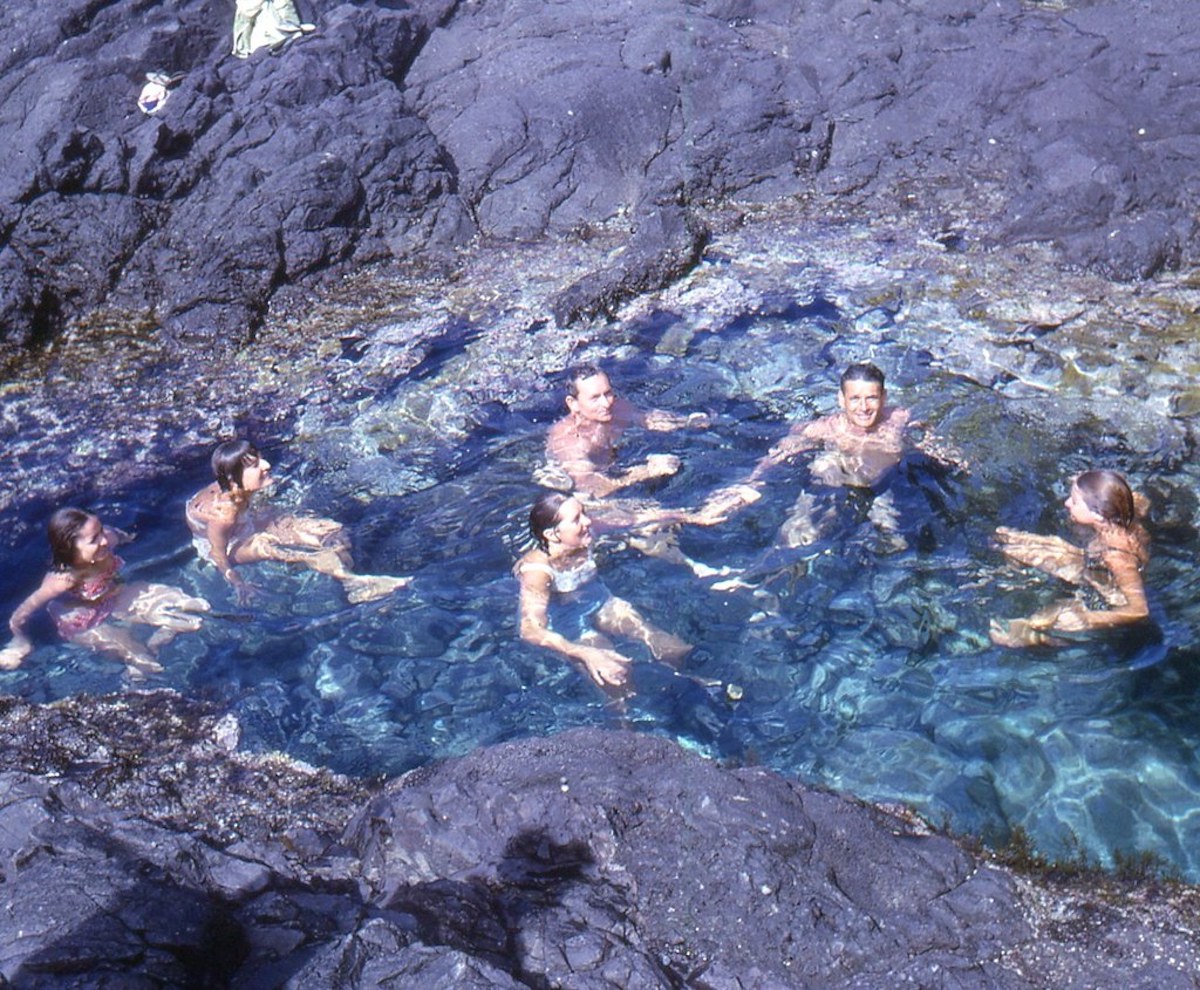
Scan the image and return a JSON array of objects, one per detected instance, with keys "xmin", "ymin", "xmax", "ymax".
[
  {"xmin": 566, "ymin": 364, "xmax": 606, "ymax": 398},
  {"xmin": 48, "ymin": 507, "xmax": 96, "ymax": 570},
  {"xmin": 529, "ymin": 491, "xmax": 571, "ymax": 551},
  {"xmin": 1075, "ymin": 470, "xmax": 1136, "ymax": 529},
  {"xmin": 212, "ymin": 439, "xmax": 261, "ymax": 492},
  {"xmin": 841, "ymin": 362, "xmax": 886, "ymax": 390}
]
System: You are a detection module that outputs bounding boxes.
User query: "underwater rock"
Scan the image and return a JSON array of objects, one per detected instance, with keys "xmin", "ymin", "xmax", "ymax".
[{"xmin": 0, "ymin": 692, "xmax": 1196, "ymax": 987}]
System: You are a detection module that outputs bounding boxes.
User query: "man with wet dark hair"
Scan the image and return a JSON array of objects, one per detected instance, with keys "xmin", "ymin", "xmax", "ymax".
[
  {"xmin": 705, "ymin": 361, "xmax": 964, "ymax": 557},
  {"xmin": 543, "ymin": 364, "xmax": 746, "ymax": 578},
  {"xmin": 749, "ymin": 361, "xmax": 905, "ymax": 492},
  {"xmin": 546, "ymin": 365, "xmax": 710, "ymax": 498}
]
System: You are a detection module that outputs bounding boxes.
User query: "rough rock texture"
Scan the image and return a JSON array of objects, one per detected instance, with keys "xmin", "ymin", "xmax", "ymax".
[
  {"xmin": 0, "ymin": 692, "xmax": 1196, "ymax": 988},
  {"xmin": 2, "ymin": 0, "xmax": 1199, "ymax": 354},
  {"xmin": 0, "ymin": 0, "xmax": 470, "ymax": 352}
]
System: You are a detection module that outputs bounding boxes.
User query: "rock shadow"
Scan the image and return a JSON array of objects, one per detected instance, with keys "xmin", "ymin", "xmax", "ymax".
[{"xmin": 383, "ymin": 828, "xmax": 598, "ymax": 986}]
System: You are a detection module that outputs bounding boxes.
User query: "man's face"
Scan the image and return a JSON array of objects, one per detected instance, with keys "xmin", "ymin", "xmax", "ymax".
[
  {"xmin": 567, "ymin": 373, "xmax": 616, "ymax": 424},
  {"xmin": 838, "ymin": 379, "xmax": 885, "ymax": 431}
]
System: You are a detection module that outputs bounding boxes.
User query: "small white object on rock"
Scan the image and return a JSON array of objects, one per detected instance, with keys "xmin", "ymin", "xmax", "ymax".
[{"xmin": 213, "ymin": 713, "xmax": 241, "ymax": 751}]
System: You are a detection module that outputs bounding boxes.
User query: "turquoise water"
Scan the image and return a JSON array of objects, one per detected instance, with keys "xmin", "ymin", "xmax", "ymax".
[{"xmin": 4, "ymin": 286, "xmax": 1200, "ymax": 880}]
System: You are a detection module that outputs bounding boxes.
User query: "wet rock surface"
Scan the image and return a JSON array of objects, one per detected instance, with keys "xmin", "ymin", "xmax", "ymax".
[
  {"xmin": 0, "ymin": 692, "xmax": 1196, "ymax": 988},
  {"xmin": 2, "ymin": 0, "xmax": 1199, "ymax": 352}
]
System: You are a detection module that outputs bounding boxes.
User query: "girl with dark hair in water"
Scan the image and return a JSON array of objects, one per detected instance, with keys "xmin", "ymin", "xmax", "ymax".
[
  {"xmin": 1, "ymin": 508, "xmax": 209, "ymax": 677},
  {"xmin": 515, "ymin": 491, "xmax": 691, "ymax": 693},
  {"xmin": 990, "ymin": 469, "xmax": 1151, "ymax": 648},
  {"xmin": 187, "ymin": 438, "xmax": 408, "ymax": 604}
]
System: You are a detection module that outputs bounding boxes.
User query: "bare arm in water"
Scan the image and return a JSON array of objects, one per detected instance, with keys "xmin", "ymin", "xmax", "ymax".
[
  {"xmin": 516, "ymin": 556, "xmax": 632, "ymax": 688},
  {"xmin": 1, "ymin": 571, "xmax": 77, "ymax": 668},
  {"xmin": 991, "ymin": 525, "xmax": 1149, "ymax": 645},
  {"xmin": 546, "ymin": 421, "xmax": 680, "ymax": 500},
  {"xmin": 747, "ymin": 417, "xmax": 833, "ymax": 483}
]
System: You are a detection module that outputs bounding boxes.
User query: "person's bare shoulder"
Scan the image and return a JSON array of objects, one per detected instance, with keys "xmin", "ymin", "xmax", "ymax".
[
  {"xmin": 516, "ymin": 549, "xmax": 554, "ymax": 587},
  {"xmin": 801, "ymin": 414, "xmax": 837, "ymax": 441},
  {"xmin": 191, "ymin": 486, "xmax": 241, "ymax": 526},
  {"xmin": 45, "ymin": 569, "xmax": 80, "ymax": 593},
  {"xmin": 546, "ymin": 416, "xmax": 582, "ymax": 459}
]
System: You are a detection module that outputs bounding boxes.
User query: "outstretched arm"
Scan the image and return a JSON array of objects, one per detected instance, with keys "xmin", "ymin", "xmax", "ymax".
[
  {"xmin": 547, "ymin": 423, "xmax": 679, "ymax": 497},
  {"xmin": 991, "ymin": 542, "xmax": 1149, "ymax": 647},
  {"xmin": 689, "ymin": 419, "xmax": 823, "ymax": 524},
  {"xmin": 748, "ymin": 419, "xmax": 824, "ymax": 483},
  {"xmin": 2, "ymin": 571, "xmax": 76, "ymax": 668},
  {"xmin": 642, "ymin": 408, "xmax": 710, "ymax": 432},
  {"xmin": 994, "ymin": 527, "xmax": 1088, "ymax": 584},
  {"xmin": 518, "ymin": 562, "xmax": 632, "ymax": 688},
  {"xmin": 912, "ymin": 426, "xmax": 970, "ymax": 473},
  {"xmin": 617, "ymin": 396, "xmax": 707, "ymax": 433},
  {"xmin": 557, "ymin": 453, "xmax": 681, "ymax": 499},
  {"xmin": 1046, "ymin": 549, "xmax": 1148, "ymax": 632}
]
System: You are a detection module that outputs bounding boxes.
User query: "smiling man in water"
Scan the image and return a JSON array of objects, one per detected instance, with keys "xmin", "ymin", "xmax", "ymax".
[
  {"xmin": 751, "ymin": 362, "xmax": 907, "ymax": 490},
  {"xmin": 706, "ymin": 362, "xmax": 964, "ymax": 556}
]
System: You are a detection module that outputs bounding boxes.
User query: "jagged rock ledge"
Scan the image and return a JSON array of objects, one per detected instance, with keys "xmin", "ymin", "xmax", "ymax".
[
  {"xmin": 3, "ymin": 0, "xmax": 1199, "ymax": 357},
  {"xmin": 0, "ymin": 691, "xmax": 1196, "ymax": 988}
]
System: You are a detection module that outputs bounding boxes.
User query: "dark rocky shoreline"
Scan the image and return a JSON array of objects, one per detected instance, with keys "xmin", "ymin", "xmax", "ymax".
[
  {"xmin": 1, "ymin": 691, "xmax": 1197, "ymax": 988},
  {"xmin": 2, "ymin": 0, "xmax": 1198, "ymax": 357}
]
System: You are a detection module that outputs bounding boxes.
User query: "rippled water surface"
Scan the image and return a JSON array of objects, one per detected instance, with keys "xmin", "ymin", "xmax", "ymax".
[{"xmin": 4, "ymin": 223, "xmax": 1200, "ymax": 880}]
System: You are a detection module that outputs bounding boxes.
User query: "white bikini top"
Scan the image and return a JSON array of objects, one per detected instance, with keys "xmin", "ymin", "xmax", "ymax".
[
  {"xmin": 550, "ymin": 553, "xmax": 598, "ymax": 593},
  {"xmin": 522, "ymin": 552, "xmax": 598, "ymax": 594}
]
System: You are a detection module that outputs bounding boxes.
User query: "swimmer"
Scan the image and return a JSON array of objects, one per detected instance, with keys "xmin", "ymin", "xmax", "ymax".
[
  {"xmin": 544, "ymin": 365, "xmax": 744, "ymax": 577},
  {"xmin": 546, "ymin": 364, "xmax": 711, "ymax": 498},
  {"xmin": 515, "ymin": 491, "xmax": 691, "ymax": 694},
  {"xmin": 703, "ymin": 362, "xmax": 963, "ymax": 554},
  {"xmin": 990, "ymin": 469, "xmax": 1150, "ymax": 648},
  {"xmin": 0, "ymin": 508, "xmax": 210, "ymax": 678},
  {"xmin": 186, "ymin": 439, "xmax": 408, "ymax": 604}
]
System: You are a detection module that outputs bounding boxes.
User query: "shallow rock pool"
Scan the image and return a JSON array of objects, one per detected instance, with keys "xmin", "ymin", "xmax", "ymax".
[{"xmin": 3, "ymin": 208, "xmax": 1200, "ymax": 880}]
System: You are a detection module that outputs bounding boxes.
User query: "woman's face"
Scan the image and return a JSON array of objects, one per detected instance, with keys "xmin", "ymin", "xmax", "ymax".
[
  {"xmin": 73, "ymin": 515, "xmax": 110, "ymax": 566},
  {"xmin": 240, "ymin": 454, "xmax": 272, "ymax": 493},
  {"xmin": 551, "ymin": 498, "xmax": 592, "ymax": 550}
]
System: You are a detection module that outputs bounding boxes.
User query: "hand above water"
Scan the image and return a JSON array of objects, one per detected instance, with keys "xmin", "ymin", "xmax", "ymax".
[{"xmin": 642, "ymin": 453, "xmax": 681, "ymax": 480}]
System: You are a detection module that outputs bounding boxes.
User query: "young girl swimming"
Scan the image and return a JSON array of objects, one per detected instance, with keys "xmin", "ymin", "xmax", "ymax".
[
  {"xmin": 515, "ymin": 491, "xmax": 691, "ymax": 693},
  {"xmin": 0, "ymin": 508, "xmax": 210, "ymax": 677},
  {"xmin": 186, "ymin": 439, "xmax": 407, "ymax": 604},
  {"xmin": 990, "ymin": 469, "xmax": 1151, "ymax": 648}
]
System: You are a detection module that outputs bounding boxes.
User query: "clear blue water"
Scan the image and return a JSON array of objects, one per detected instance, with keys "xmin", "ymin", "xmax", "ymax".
[{"xmin": 4, "ymin": 287, "xmax": 1200, "ymax": 880}]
